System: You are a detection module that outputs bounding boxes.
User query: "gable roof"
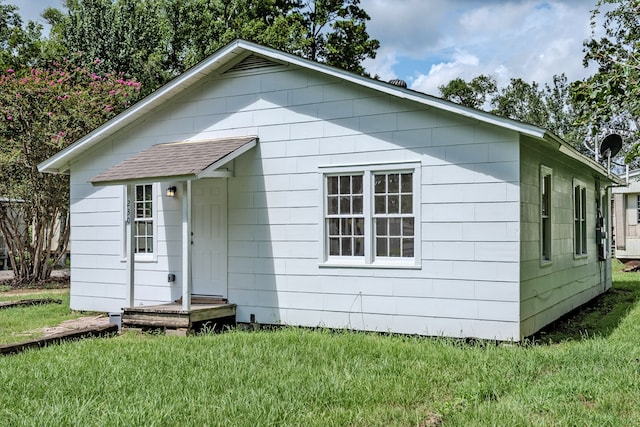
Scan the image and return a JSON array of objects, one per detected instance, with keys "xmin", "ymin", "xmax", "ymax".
[
  {"xmin": 38, "ymin": 39, "xmax": 615, "ymax": 182},
  {"xmin": 91, "ymin": 136, "xmax": 257, "ymax": 185}
]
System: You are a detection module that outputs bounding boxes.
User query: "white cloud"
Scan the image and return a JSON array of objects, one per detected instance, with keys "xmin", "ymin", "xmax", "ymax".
[
  {"xmin": 362, "ymin": 0, "xmax": 597, "ymax": 95},
  {"xmin": 410, "ymin": 50, "xmax": 481, "ymax": 95},
  {"xmin": 362, "ymin": 46, "xmax": 398, "ymax": 81}
]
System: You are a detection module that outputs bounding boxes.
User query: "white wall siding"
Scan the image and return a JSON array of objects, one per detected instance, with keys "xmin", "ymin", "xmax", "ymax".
[
  {"xmin": 69, "ymin": 134, "xmax": 185, "ymax": 311},
  {"xmin": 611, "ymin": 182, "xmax": 640, "ymax": 259},
  {"xmin": 207, "ymin": 68, "xmax": 521, "ymax": 340},
  {"xmin": 519, "ymin": 138, "xmax": 612, "ymax": 337},
  {"xmin": 70, "ymin": 64, "xmax": 522, "ymax": 339}
]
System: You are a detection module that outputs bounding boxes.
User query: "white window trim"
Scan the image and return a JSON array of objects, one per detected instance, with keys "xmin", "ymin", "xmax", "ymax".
[
  {"xmin": 121, "ymin": 183, "xmax": 159, "ymax": 263},
  {"xmin": 573, "ymin": 178, "xmax": 588, "ymax": 260},
  {"xmin": 540, "ymin": 165, "xmax": 553, "ymax": 267},
  {"xmin": 318, "ymin": 161, "xmax": 421, "ymax": 269}
]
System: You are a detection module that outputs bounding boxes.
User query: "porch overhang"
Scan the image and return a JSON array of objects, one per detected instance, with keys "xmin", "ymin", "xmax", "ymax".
[
  {"xmin": 90, "ymin": 136, "xmax": 258, "ymax": 185},
  {"xmin": 95, "ymin": 136, "xmax": 257, "ymax": 312}
]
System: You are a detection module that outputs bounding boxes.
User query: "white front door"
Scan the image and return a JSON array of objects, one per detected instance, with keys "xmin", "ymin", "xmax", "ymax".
[{"xmin": 191, "ymin": 178, "xmax": 227, "ymax": 297}]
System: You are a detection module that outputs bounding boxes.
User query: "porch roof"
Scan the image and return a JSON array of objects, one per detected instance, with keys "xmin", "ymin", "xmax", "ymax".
[{"xmin": 90, "ymin": 136, "xmax": 257, "ymax": 185}]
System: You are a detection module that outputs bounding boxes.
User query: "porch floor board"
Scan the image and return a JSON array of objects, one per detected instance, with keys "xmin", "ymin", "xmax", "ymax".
[{"xmin": 122, "ymin": 303, "xmax": 236, "ymax": 331}]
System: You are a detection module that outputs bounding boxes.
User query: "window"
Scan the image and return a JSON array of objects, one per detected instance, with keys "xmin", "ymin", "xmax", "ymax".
[
  {"xmin": 574, "ymin": 182, "xmax": 587, "ymax": 256},
  {"xmin": 122, "ymin": 183, "xmax": 157, "ymax": 261},
  {"xmin": 636, "ymin": 195, "xmax": 640, "ymax": 223},
  {"xmin": 134, "ymin": 184, "xmax": 154, "ymax": 254},
  {"xmin": 540, "ymin": 166, "xmax": 552, "ymax": 263},
  {"xmin": 374, "ymin": 172, "xmax": 414, "ymax": 257},
  {"xmin": 323, "ymin": 163, "xmax": 420, "ymax": 267},
  {"xmin": 326, "ymin": 174, "xmax": 364, "ymax": 256}
]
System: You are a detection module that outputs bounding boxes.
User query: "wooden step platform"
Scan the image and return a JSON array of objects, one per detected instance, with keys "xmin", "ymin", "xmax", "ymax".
[{"xmin": 122, "ymin": 302, "xmax": 236, "ymax": 332}]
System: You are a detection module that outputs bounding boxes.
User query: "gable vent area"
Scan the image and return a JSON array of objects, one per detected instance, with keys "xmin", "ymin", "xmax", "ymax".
[{"xmin": 224, "ymin": 54, "xmax": 283, "ymax": 73}]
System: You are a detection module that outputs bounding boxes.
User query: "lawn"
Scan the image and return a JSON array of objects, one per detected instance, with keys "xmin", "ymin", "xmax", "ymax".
[
  {"xmin": 1, "ymin": 266, "xmax": 640, "ymax": 426},
  {"xmin": 0, "ymin": 290, "xmax": 87, "ymax": 344}
]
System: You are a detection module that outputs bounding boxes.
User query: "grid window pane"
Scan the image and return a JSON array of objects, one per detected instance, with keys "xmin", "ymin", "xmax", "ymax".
[
  {"xmin": 354, "ymin": 218, "xmax": 364, "ymax": 235},
  {"xmin": 573, "ymin": 183, "xmax": 587, "ymax": 256},
  {"xmin": 372, "ymin": 172, "xmax": 414, "ymax": 259},
  {"xmin": 388, "ymin": 195, "xmax": 399, "ymax": 213},
  {"xmin": 389, "ymin": 238, "xmax": 401, "ymax": 256},
  {"xmin": 341, "ymin": 218, "xmax": 352, "ymax": 235},
  {"xmin": 354, "ymin": 237, "xmax": 364, "ymax": 256},
  {"xmin": 389, "ymin": 218, "xmax": 401, "ymax": 236},
  {"xmin": 541, "ymin": 172, "xmax": 552, "ymax": 261},
  {"xmin": 340, "ymin": 196, "xmax": 351, "ymax": 214},
  {"xmin": 328, "ymin": 196, "xmax": 339, "ymax": 215},
  {"xmin": 329, "ymin": 218, "xmax": 339, "ymax": 235},
  {"xmin": 374, "ymin": 175, "xmax": 385, "ymax": 193},
  {"xmin": 401, "ymin": 195, "xmax": 412, "ymax": 213},
  {"xmin": 403, "ymin": 218, "xmax": 414, "ymax": 236},
  {"xmin": 388, "ymin": 173, "xmax": 399, "ymax": 193},
  {"xmin": 403, "ymin": 239, "xmax": 414, "ymax": 257},
  {"xmin": 353, "ymin": 196, "xmax": 363, "ymax": 214},
  {"xmin": 374, "ymin": 195, "xmax": 386, "ymax": 214},
  {"xmin": 134, "ymin": 184, "xmax": 153, "ymax": 254},
  {"xmin": 352, "ymin": 176, "xmax": 363, "ymax": 194},
  {"xmin": 339, "ymin": 176, "xmax": 351, "ymax": 194},
  {"xmin": 328, "ymin": 176, "xmax": 339, "ymax": 195},
  {"xmin": 325, "ymin": 174, "xmax": 365, "ymax": 258},
  {"xmin": 341, "ymin": 237, "xmax": 352, "ymax": 256},
  {"xmin": 326, "ymin": 171, "xmax": 415, "ymax": 261},
  {"xmin": 401, "ymin": 173, "xmax": 412, "ymax": 193},
  {"xmin": 329, "ymin": 238, "xmax": 340, "ymax": 255}
]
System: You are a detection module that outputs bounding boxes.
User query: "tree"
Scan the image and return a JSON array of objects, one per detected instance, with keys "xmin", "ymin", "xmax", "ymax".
[
  {"xmin": 439, "ymin": 74, "xmax": 581, "ymax": 148},
  {"xmin": 571, "ymin": 0, "xmax": 640, "ymax": 165},
  {"xmin": 296, "ymin": 0, "xmax": 379, "ymax": 74},
  {"xmin": 46, "ymin": 0, "xmax": 171, "ymax": 96},
  {"xmin": 45, "ymin": 0, "xmax": 379, "ymax": 96},
  {"xmin": 0, "ymin": 1, "xmax": 52, "ymax": 70},
  {"xmin": 438, "ymin": 75, "xmax": 497, "ymax": 109},
  {"xmin": 0, "ymin": 60, "xmax": 141, "ymax": 283}
]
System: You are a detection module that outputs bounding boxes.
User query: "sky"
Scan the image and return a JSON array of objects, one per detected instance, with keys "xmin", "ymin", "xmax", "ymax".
[{"xmin": 11, "ymin": 0, "xmax": 600, "ymax": 96}]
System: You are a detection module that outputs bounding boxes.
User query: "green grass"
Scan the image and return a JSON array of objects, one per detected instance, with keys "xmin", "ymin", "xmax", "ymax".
[
  {"xmin": 0, "ymin": 290, "xmax": 87, "ymax": 344},
  {"xmin": 1, "ymin": 267, "xmax": 640, "ymax": 426},
  {"xmin": 535, "ymin": 260, "xmax": 640, "ymax": 342}
]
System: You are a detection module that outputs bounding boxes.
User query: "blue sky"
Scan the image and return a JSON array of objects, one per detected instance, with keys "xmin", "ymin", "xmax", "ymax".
[{"xmin": 12, "ymin": 0, "xmax": 599, "ymax": 96}]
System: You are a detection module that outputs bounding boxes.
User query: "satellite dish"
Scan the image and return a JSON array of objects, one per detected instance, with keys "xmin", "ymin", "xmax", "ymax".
[{"xmin": 600, "ymin": 133, "xmax": 623, "ymax": 158}]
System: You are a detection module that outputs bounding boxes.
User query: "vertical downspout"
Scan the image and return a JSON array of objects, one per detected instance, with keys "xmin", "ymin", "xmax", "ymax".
[{"xmin": 181, "ymin": 180, "xmax": 192, "ymax": 311}]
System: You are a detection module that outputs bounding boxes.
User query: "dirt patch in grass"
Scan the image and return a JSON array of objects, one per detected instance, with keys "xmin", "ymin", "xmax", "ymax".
[
  {"xmin": 1, "ymin": 288, "xmax": 68, "ymax": 297},
  {"xmin": 533, "ymin": 279, "xmax": 640, "ymax": 343},
  {"xmin": 0, "ymin": 269, "xmax": 70, "ymax": 290}
]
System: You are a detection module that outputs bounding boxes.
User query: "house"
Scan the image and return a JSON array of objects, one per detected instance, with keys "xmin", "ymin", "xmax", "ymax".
[
  {"xmin": 612, "ymin": 169, "xmax": 640, "ymax": 260},
  {"xmin": 38, "ymin": 40, "xmax": 619, "ymax": 341}
]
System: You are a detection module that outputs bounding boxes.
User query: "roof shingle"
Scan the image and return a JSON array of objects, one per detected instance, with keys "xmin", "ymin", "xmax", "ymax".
[{"xmin": 91, "ymin": 136, "xmax": 257, "ymax": 185}]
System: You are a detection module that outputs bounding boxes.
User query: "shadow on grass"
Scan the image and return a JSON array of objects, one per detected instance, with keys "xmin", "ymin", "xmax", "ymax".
[{"xmin": 532, "ymin": 270, "xmax": 640, "ymax": 344}]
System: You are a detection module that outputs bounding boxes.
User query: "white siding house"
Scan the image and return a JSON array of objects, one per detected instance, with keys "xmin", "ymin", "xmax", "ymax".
[
  {"xmin": 613, "ymin": 169, "xmax": 640, "ymax": 260},
  {"xmin": 39, "ymin": 40, "xmax": 618, "ymax": 341}
]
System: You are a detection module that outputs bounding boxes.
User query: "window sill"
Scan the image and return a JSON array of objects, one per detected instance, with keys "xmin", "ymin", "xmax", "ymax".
[
  {"xmin": 540, "ymin": 259, "xmax": 553, "ymax": 268},
  {"xmin": 573, "ymin": 254, "xmax": 588, "ymax": 261}
]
